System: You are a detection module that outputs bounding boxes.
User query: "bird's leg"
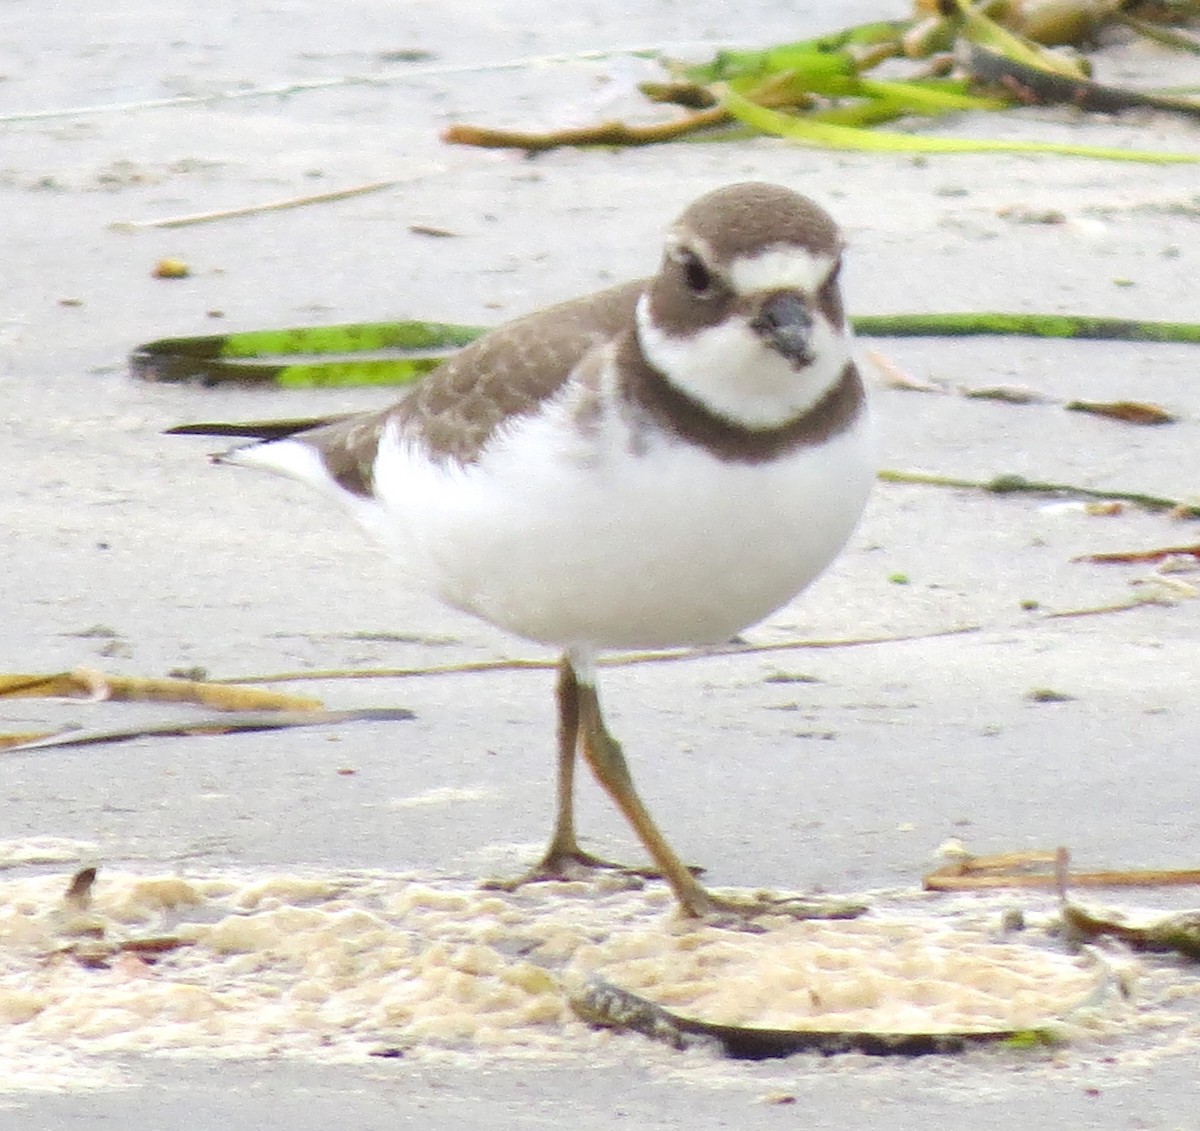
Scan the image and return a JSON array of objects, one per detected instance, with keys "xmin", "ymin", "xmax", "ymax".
[
  {"xmin": 484, "ymin": 656, "xmax": 669, "ymax": 889},
  {"xmin": 573, "ymin": 670, "xmax": 717, "ymax": 918},
  {"xmin": 544, "ymin": 653, "xmax": 583, "ymax": 861},
  {"xmin": 488, "ymin": 659, "xmax": 863, "ymax": 925},
  {"xmin": 575, "ymin": 668, "xmax": 867, "ymax": 927}
]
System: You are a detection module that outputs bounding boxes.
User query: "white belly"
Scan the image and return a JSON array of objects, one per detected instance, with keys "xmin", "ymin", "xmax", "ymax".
[{"xmin": 357, "ymin": 402, "xmax": 875, "ymax": 651}]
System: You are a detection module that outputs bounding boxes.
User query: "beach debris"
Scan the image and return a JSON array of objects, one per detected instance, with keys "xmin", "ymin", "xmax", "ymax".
[
  {"xmin": 1065, "ymin": 399, "xmax": 1177, "ymax": 425},
  {"xmin": 1074, "ymin": 543, "xmax": 1200, "ymax": 565},
  {"xmin": 443, "ymin": 0, "xmax": 1200, "ymax": 161},
  {"xmin": 878, "ymin": 469, "xmax": 1200, "ymax": 517},
  {"xmin": 151, "ymin": 257, "xmax": 190, "ymax": 279},
  {"xmin": 925, "ymin": 848, "xmax": 1200, "ymax": 891},
  {"xmin": 130, "ymin": 311, "xmax": 1200, "ymax": 389},
  {"xmin": 0, "ymin": 669, "xmax": 321, "ymax": 711}
]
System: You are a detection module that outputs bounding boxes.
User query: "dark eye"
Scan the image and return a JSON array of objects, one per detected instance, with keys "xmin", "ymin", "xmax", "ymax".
[{"xmin": 679, "ymin": 249, "xmax": 714, "ymax": 296}]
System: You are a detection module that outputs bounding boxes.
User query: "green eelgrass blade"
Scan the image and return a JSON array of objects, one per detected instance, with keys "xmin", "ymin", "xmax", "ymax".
[
  {"xmin": 878, "ymin": 468, "xmax": 1199, "ymax": 515},
  {"xmin": 132, "ymin": 312, "xmax": 1200, "ymax": 388},
  {"xmin": 857, "ymin": 77, "xmax": 1008, "ymax": 114},
  {"xmin": 218, "ymin": 321, "xmax": 485, "ymax": 358},
  {"xmin": 726, "ymin": 72, "xmax": 1006, "ymax": 123},
  {"xmin": 271, "ymin": 358, "xmax": 444, "ymax": 389},
  {"xmin": 800, "ymin": 78, "xmax": 1006, "ymax": 128},
  {"xmin": 851, "ymin": 312, "xmax": 1200, "ymax": 342},
  {"xmin": 131, "ymin": 320, "xmax": 487, "ymax": 386},
  {"xmin": 721, "ymin": 86, "xmax": 1200, "ymax": 163},
  {"xmin": 679, "ymin": 21, "xmax": 906, "ymax": 83},
  {"xmin": 951, "ymin": 0, "xmax": 1087, "ymax": 78},
  {"xmin": 138, "ymin": 354, "xmax": 450, "ymax": 389}
]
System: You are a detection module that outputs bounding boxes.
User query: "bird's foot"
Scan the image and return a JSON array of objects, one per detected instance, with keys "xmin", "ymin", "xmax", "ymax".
[
  {"xmin": 483, "ymin": 846, "xmax": 703, "ymax": 893},
  {"xmin": 684, "ymin": 889, "xmax": 868, "ymax": 932}
]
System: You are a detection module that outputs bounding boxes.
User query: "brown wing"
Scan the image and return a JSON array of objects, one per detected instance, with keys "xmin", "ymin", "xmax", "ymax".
[
  {"xmin": 189, "ymin": 280, "xmax": 646, "ymax": 498},
  {"xmin": 387, "ymin": 279, "xmax": 645, "ymax": 463}
]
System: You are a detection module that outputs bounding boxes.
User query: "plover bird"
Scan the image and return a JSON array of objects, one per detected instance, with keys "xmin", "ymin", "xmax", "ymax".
[{"xmin": 170, "ymin": 182, "xmax": 875, "ymax": 919}]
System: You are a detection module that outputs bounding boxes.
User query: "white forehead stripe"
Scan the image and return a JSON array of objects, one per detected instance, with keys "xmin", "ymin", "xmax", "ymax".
[{"xmin": 729, "ymin": 247, "xmax": 835, "ymax": 295}]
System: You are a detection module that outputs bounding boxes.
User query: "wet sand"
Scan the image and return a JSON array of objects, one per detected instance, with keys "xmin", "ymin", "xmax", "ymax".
[{"xmin": 3, "ymin": 1, "xmax": 1199, "ymax": 1124}]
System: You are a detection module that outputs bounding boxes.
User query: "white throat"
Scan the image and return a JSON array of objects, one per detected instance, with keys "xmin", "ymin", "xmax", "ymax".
[{"xmin": 635, "ymin": 293, "xmax": 850, "ymax": 430}]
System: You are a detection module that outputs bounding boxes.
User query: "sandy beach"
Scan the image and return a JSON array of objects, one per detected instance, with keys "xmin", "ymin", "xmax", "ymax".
[{"xmin": 3, "ymin": 1, "xmax": 1199, "ymax": 1124}]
